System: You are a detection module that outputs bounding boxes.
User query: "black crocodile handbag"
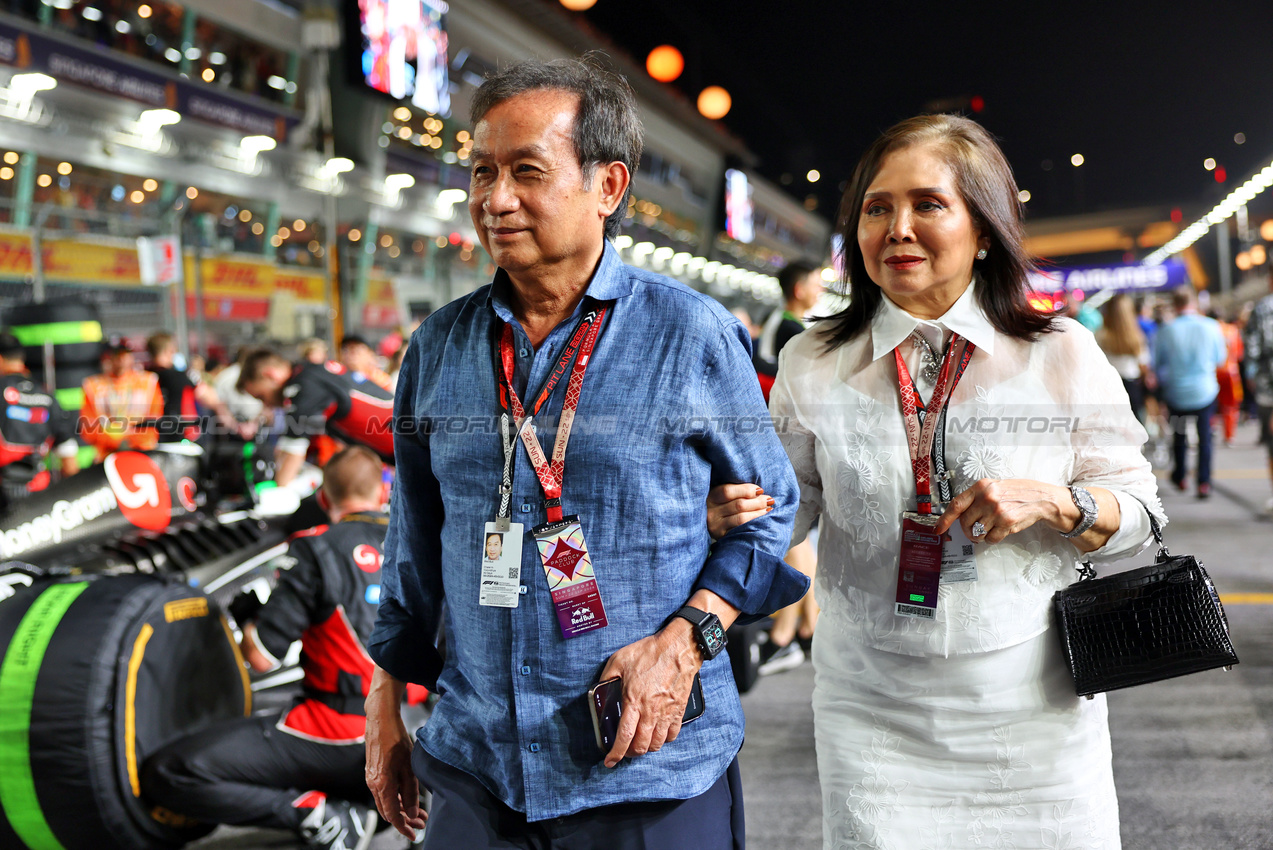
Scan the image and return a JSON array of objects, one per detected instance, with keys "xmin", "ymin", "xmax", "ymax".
[{"xmin": 1053, "ymin": 510, "xmax": 1238, "ymax": 698}]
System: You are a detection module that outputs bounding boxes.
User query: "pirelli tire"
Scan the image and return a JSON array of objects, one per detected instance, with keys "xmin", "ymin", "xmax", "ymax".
[
  {"xmin": 0, "ymin": 570, "xmax": 252, "ymax": 850},
  {"xmin": 4, "ymin": 299, "xmax": 105, "ymax": 369}
]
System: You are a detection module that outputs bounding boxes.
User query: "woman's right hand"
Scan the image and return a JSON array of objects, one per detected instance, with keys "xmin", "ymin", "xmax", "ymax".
[{"xmin": 706, "ymin": 483, "xmax": 773, "ymax": 540}]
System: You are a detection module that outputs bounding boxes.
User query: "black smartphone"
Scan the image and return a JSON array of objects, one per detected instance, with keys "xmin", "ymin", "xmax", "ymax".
[{"xmin": 589, "ymin": 673, "xmax": 705, "ymax": 752}]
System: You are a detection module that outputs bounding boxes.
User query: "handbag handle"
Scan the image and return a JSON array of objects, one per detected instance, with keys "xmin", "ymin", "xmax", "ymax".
[{"xmin": 1075, "ymin": 493, "xmax": 1169, "ymax": 581}]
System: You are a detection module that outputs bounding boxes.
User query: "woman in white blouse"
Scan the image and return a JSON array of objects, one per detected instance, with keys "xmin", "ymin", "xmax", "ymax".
[{"xmin": 711, "ymin": 115, "xmax": 1164, "ymax": 849}]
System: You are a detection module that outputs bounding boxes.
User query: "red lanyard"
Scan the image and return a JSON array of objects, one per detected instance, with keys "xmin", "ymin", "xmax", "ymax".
[
  {"xmin": 497, "ymin": 306, "xmax": 607, "ymax": 523},
  {"xmin": 894, "ymin": 334, "xmax": 975, "ymax": 514}
]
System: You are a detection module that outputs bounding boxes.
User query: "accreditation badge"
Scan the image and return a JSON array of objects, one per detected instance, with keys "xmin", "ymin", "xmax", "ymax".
[
  {"xmin": 479, "ymin": 522, "xmax": 524, "ymax": 608},
  {"xmin": 938, "ymin": 520, "xmax": 978, "ymax": 584},
  {"xmin": 533, "ymin": 515, "xmax": 607, "ymax": 638},
  {"xmin": 895, "ymin": 511, "xmax": 942, "ymax": 620}
]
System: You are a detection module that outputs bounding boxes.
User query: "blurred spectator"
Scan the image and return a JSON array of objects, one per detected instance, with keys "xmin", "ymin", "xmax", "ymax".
[
  {"xmin": 1155, "ymin": 286, "xmax": 1226, "ymax": 498},
  {"xmin": 298, "ymin": 338, "xmax": 329, "ymax": 365},
  {"xmin": 0, "ymin": 331, "xmax": 79, "ymax": 509},
  {"xmin": 386, "ymin": 344, "xmax": 406, "ymax": 392},
  {"xmin": 338, "ymin": 334, "xmax": 393, "ymax": 391},
  {"xmin": 1242, "ymin": 271, "xmax": 1273, "ymax": 513},
  {"xmin": 1213, "ymin": 310, "xmax": 1244, "ymax": 447},
  {"xmin": 80, "ymin": 344, "xmax": 163, "ymax": 461},
  {"xmin": 1096, "ymin": 293, "xmax": 1150, "ymax": 423},
  {"xmin": 213, "ymin": 347, "xmax": 265, "ymax": 436},
  {"xmin": 147, "ymin": 332, "xmax": 240, "ymax": 442},
  {"xmin": 237, "ymin": 348, "xmax": 393, "ymax": 486}
]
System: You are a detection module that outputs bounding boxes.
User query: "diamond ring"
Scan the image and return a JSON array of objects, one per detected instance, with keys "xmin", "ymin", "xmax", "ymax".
[{"xmin": 970, "ymin": 521, "xmax": 986, "ymax": 539}]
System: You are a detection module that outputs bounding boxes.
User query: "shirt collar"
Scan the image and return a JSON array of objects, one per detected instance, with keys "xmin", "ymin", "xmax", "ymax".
[
  {"xmin": 487, "ymin": 240, "xmax": 635, "ymax": 323},
  {"xmin": 869, "ymin": 279, "xmax": 996, "ymax": 361}
]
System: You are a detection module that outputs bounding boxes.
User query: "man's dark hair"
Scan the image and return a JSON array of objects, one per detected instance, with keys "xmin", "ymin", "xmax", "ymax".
[
  {"xmin": 0, "ymin": 331, "xmax": 24, "ymax": 360},
  {"xmin": 470, "ymin": 54, "xmax": 644, "ymax": 240},
  {"xmin": 778, "ymin": 261, "xmax": 819, "ymax": 301},
  {"xmin": 323, "ymin": 445, "xmax": 384, "ymax": 505},
  {"xmin": 236, "ymin": 348, "xmax": 290, "ymax": 391},
  {"xmin": 1171, "ymin": 285, "xmax": 1196, "ymax": 312},
  {"xmin": 340, "ymin": 334, "xmax": 371, "ymax": 350},
  {"xmin": 822, "ymin": 114, "xmax": 1055, "ymax": 351}
]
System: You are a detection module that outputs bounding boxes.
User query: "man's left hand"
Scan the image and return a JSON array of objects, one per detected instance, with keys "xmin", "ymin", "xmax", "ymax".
[{"xmin": 598, "ymin": 621, "xmax": 702, "ymax": 769}]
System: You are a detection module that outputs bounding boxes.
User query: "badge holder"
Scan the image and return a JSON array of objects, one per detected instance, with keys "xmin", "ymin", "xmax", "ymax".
[{"xmin": 534, "ymin": 512, "xmax": 608, "ymax": 638}]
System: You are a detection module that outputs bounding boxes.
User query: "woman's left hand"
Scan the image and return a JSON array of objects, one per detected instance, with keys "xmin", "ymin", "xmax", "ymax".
[{"xmin": 935, "ymin": 478, "xmax": 1071, "ymax": 545}]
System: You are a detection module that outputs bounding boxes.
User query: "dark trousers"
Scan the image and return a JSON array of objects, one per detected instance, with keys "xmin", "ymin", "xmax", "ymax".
[
  {"xmin": 1168, "ymin": 398, "xmax": 1218, "ymax": 488},
  {"xmin": 141, "ymin": 713, "xmax": 369, "ymax": 831},
  {"xmin": 412, "ymin": 747, "xmax": 745, "ymax": 850}
]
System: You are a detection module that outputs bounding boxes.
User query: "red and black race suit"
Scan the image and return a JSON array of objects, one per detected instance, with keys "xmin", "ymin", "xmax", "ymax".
[
  {"xmin": 0, "ymin": 370, "xmax": 76, "ymax": 494},
  {"xmin": 149, "ymin": 365, "xmax": 200, "ymax": 443},
  {"xmin": 254, "ymin": 511, "xmax": 422, "ymax": 742},
  {"xmin": 281, "ymin": 361, "xmax": 394, "ymax": 463}
]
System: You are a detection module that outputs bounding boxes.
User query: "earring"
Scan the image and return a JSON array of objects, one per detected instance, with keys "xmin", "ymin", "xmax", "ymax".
[{"xmin": 975, "ymin": 248, "xmax": 988, "ymax": 260}]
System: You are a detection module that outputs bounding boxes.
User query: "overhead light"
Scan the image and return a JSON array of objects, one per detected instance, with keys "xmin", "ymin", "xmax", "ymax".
[
  {"xmin": 382, "ymin": 172, "xmax": 415, "ymax": 205},
  {"xmin": 241, "ymin": 135, "xmax": 276, "ymax": 155},
  {"xmin": 267, "ymin": 75, "xmax": 287, "ymax": 91},
  {"xmin": 322, "ymin": 157, "xmax": 354, "ymax": 175},
  {"xmin": 8, "ymin": 73, "xmax": 56, "ymax": 96},
  {"xmin": 613, "ymin": 234, "xmax": 633, "ymax": 250},
  {"xmin": 437, "ymin": 188, "xmax": 467, "ymax": 206},
  {"xmin": 184, "ymin": 47, "xmax": 201, "ymax": 60},
  {"xmin": 138, "ymin": 108, "xmax": 180, "ymax": 129},
  {"xmin": 1147, "ymin": 155, "xmax": 1273, "ymax": 265},
  {"xmin": 209, "ymin": 51, "xmax": 227, "ymax": 65},
  {"xmin": 81, "ymin": 5, "xmax": 101, "ymax": 20}
]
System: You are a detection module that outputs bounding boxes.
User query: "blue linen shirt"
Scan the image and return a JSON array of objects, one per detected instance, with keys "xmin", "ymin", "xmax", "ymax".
[
  {"xmin": 1154, "ymin": 311, "xmax": 1226, "ymax": 410},
  {"xmin": 368, "ymin": 242, "xmax": 806, "ymax": 821}
]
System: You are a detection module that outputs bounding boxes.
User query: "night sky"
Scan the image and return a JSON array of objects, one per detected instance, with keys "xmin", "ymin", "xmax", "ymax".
[{"xmin": 564, "ymin": 0, "xmax": 1273, "ymax": 227}]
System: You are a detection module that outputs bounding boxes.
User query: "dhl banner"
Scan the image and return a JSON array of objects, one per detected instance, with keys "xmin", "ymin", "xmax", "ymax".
[
  {"xmin": 0, "ymin": 230, "xmax": 328, "ymax": 314},
  {"xmin": 363, "ymin": 272, "xmax": 403, "ymax": 328}
]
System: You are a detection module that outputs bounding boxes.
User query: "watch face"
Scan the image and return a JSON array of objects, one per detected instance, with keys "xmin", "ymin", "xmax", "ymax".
[
  {"xmin": 702, "ymin": 621, "xmax": 727, "ymax": 656},
  {"xmin": 1074, "ymin": 487, "xmax": 1096, "ymax": 514}
]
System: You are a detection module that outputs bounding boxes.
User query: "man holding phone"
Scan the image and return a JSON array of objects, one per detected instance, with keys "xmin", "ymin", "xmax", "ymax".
[{"xmin": 364, "ymin": 56, "xmax": 805, "ymax": 850}]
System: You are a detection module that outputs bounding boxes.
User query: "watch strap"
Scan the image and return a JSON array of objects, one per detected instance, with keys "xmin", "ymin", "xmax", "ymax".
[{"xmin": 1059, "ymin": 486, "xmax": 1097, "ymax": 539}]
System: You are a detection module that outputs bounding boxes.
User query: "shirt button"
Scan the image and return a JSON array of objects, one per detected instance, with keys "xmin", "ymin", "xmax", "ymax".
[
  {"xmin": 520, "ymin": 665, "xmax": 531, "ymax": 675},
  {"xmin": 520, "ymin": 503, "xmax": 531, "ymax": 513},
  {"xmin": 519, "ymin": 585, "xmax": 527, "ymax": 594},
  {"xmin": 529, "ymin": 743, "xmax": 540, "ymax": 753},
  {"xmin": 519, "ymin": 348, "xmax": 529, "ymax": 358}
]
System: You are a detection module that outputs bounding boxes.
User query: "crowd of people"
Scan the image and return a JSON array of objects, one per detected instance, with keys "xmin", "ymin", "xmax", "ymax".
[{"xmin": 3, "ymin": 53, "xmax": 1271, "ymax": 850}]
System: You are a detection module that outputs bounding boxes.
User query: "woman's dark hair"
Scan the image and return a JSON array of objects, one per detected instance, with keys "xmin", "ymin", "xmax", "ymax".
[{"xmin": 821, "ymin": 114, "xmax": 1056, "ymax": 350}]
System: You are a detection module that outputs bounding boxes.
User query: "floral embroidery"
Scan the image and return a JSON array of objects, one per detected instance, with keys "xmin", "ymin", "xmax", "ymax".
[
  {"xmin": 1021, "ymin": 540, "xmax": 1063, "ymax": 587},
  {"xmin": 839, "ymin": 716, "xmax": 909, "ymax": 847},
  {"xmin": 960, "ymin": 443, "xmax": 1012, "ymax": 482}
]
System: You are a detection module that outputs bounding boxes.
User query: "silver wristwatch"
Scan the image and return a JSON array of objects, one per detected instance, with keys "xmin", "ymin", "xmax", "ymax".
[{"xmin": 1058, "ymin": 485, "xmax": 1097, "ymax": 539}]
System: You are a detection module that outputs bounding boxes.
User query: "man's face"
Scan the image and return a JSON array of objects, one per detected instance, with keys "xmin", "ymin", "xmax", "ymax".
[
  {"xmin": 107, "ymin": 352, "xmax": 135, "ymax": 377},
  {"xmin": 795, "ymin": 272, "xmax": 824, "ymax": 312},
  {"xmin": 341, "ymin": 343, "xmax": 374, "ymax": 374},
  {"xmin": 242, "ymin": 364, "xmax": 289, "ymax": 406},
  {"xmin": 468, "ymin": 89, "xmax": 618, "ymax": 279},
  {"xmin": 486, "ymin": 534, "xmax": 503, "ymax": 561}
]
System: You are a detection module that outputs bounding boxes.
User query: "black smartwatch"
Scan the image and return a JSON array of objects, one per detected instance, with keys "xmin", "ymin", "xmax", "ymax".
[{"xmin": 670, "ymin": 605, "xmax": 727, "ymax": 661}]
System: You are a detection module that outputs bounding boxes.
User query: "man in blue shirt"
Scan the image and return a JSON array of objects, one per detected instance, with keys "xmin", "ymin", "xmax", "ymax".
[
  {"xmin": 363, "ymin": 57, "xmax": 805, "ymax": 850},
  {"xmin": 1155, "ymin": 285, "xmax": 1227, "ymax": 497}
]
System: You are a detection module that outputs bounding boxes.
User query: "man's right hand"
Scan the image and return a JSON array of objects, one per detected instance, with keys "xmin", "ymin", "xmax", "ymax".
[
  {"xmin": 365, "ymin": 666, "xmax": 427, "ymax": 840},
  {"xmin": 706, "ymin": 483, "xmax": 773, "ymax": 539}
]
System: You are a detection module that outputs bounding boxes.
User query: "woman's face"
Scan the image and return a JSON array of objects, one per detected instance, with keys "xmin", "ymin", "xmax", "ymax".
[
  {"xmin": 857, "ymin": 142, "xmax": 988, "ymax": 320},
  {"xmin": 486, "ymin": 535, "xmax": 503, "ymax": 560}
]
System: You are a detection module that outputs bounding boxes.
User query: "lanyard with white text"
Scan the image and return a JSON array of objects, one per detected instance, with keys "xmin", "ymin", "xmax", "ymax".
[
  {"xmin": 496, "ymin": 306, "xmax": 608, "ymax": 524},
  {"xmin": 894, "ymin": 334, "xmax": 975, "ymax": 515}
]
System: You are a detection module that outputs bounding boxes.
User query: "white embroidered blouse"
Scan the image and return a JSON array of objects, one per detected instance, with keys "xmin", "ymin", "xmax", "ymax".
[{"xmin": 770, "ymin": 281, "xmax": 1166, "ymax": 657}]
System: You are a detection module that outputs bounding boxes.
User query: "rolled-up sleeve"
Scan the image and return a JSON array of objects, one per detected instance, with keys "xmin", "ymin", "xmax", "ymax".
[
  {"xmin": 367, "ymin": 340, "xmax": 446, "ymax": 688},
  {"xmin": 691, "ymin": 322, "xmax": 808, "ymax": 622}
]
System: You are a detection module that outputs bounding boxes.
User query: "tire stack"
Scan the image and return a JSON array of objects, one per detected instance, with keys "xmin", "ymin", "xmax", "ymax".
[
  {"xmin": 3, "ymin": 299, "xmax": 105, "ymax": 415},
  {"xmin": 0, "ymin": 570, "xmax": 252, "ymax": 850}
]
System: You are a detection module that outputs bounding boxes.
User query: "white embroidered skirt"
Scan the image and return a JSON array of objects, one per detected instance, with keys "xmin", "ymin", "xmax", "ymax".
[{"xmin": 812, "ymin": 628, "xmax": 1121, "ymax": 850}]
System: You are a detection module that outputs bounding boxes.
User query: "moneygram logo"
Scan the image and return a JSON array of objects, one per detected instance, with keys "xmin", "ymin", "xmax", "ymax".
[
  {"xmin": 353, "ymin": 544, "xmax": 382, "ymax": 573},
  {"xmin": 104, "ymin": 451, "xmax": 171, "ymax": 531}
]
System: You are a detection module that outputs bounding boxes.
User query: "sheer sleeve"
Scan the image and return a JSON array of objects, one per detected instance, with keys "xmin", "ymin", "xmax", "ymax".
[
  {"xmin": 770, "ymin": 343, "xmax": 824, "ymax": 548},
  {"xmin": 1060, "ymin": 322, "xmax": 1166, "ymax": 563}
]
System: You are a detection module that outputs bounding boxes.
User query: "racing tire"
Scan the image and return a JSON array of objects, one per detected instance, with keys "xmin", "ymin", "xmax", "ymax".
[
  {"xmin": 0, "ymin": 571, "xmax": 251, "ymax": 850},
  {"xmin": 4, "ymin": 300, "xmax": 105, "ymax": 368}
]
